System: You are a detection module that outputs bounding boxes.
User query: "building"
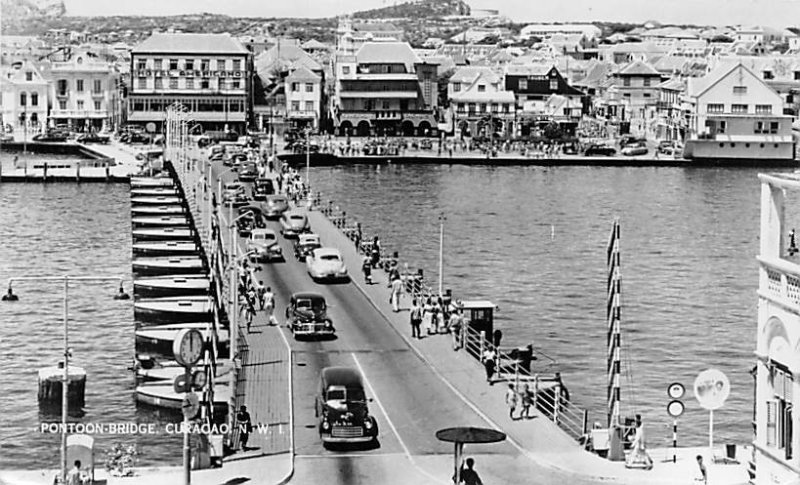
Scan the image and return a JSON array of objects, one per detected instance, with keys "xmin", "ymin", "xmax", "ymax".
[
  {"xmin": 333, "ymin": 42, "xmax": 438, "ymax": 136},
  {"xmin": 504, "ymin": 64, "xmax": 585, "ymax": 109},
  {"xmin": 447, "ymin": 66, "xmax": 515, "ymax": 138},
  {"xmin": 285, "ymin": 66, "xmax": 323, "ymax": 131},
  {"xmin": 128, "ymin": 33, "xmax": 251, "ymax": 134},
  {"xmin": 683, "ymin": 62, "xmax": 794, "ymax": 161},
  {"xmin": 49, "ymin": 50, "xmax": 121, "ymax": 132},
  {"xmin": 336, "ymin": 17, "xmax": 404, "ymax": 56},
  {"xmin": 0, "ymin": 60, "xmax": 48, "ymax": 137},
  {"xmin": 610, "ymin": 60, "xmax": 665, "ymax": 128},
  {"xmin": 520, "ymin": 23, "xmax": 601, "ymax": 41},
  {"xmin": 753, "ymin": 173, "xmax": 800, "ymax": 485}
]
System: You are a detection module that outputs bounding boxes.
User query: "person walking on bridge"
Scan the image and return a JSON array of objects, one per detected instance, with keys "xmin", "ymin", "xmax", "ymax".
[
  {"xmin": 454, "ymin": 457, "xmax": 483, "ymax": 485},
  {"xmin": 390, "ymin": 276, "xmax": 403, "ymax": 312},
  {"xmin": 410, "ymin": 299, "xmax": 423, "ymax": 339},
  {"xmin": 506, "ymin": 384, "xmax": 519, "ymax": 419},
  {"xmin": 264, "ymin": 286, "xmax": 277, "ymax": 325}
]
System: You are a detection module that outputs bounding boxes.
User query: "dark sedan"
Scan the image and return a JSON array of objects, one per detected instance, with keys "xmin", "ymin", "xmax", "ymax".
[{"xmin": 584, "ymin": 144, "xmax": 616, "ymax": 156}]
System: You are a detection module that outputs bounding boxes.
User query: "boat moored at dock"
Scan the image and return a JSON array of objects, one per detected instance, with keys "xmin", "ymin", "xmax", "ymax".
[
  {"xmin": 131, "ymin": 205, "xmax": 186, "ymax": 216},
  {"xmin": 132, "ymin": 256, "xmax": 204, "ymax": 275},
  {"xmin": 135, "ymin": 383, "xmax": 230, "ymax": 413},
  {"xmin": 134, "ymin": 295, "xmax": 212, "ymax": 323},
  {"xmin": 133, "ymin": 274, "xmax": 209, "ymax": 295},
  {"xmin": 131, "ymin": 196, "xmax": 183, "ymax": 206},
  {"xmin": 135, "ymin": 324, "xmax": 228, "ymax": 355},
  {"xmin": 130, "ymin": 177, "xmax": 175, "ymax": 188},
  {"xmin": 136, "ymin": 360, "xmax": 231, "ymax": 382},
  {"xmin": 132, "ymin": 241, "xmax": 199, "ymax": 256},
  {"xmin": 131, "ymin": 216, "xmax": 190, "ymax": 227},
  {"xmin": 132, "ymin": 227, "xmax": 195, "ymax": 241},
  {"xmin": 131, "ymin": 187, "xmax": 180, "ymax": 197}
]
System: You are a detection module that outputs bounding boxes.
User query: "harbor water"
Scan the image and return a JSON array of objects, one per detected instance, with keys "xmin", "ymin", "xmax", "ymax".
[{"xmin": 308, "ymin": 163, "xmax": 778, "ymax": 449}]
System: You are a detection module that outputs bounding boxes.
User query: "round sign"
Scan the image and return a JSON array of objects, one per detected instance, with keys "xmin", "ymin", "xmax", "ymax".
[
  {"xmin": 182, "ymin": 392, "xmax": 200, "ymax": 419},
  {"xmin": 173, "ymin": 329, "xmax": 204, "ymax": 367},
  {"xmin": 173, "ymin": 373, "xmax": 189, "ymax": 394},
  {"xmin": 145, "ymin": 122, "xmax": 156, "ymax": 133},
  {"xmin": 667, "ymin": 400, "xmax": 685, "ymax": 417},
  {"xmin": 693, "ymin": 369, "xmax": 730, "ymax": 410},
  {"xmin": 668, "ymin": 382, "xmax": 685, "ymax": 399},
  {"xmin": 192, "ymin": 369, "xmax": 208, "ymax": 390}
]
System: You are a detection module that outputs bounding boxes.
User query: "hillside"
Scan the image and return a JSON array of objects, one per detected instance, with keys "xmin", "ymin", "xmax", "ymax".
[{"xmin": 353, "ymin": 0, "xmax": 471, "ymax": 19}]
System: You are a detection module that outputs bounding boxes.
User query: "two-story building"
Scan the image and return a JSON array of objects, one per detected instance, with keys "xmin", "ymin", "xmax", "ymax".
[
  {"xmin": 49, "ymin": 50, "xmax": 121, "ymax": 132},
  {"xmin": 285, "ymin": 66, "xmax": 323, "ymax": 131},
  {"xmin": 334, "ymin": 42, "xmax": 438, "ymax": 136},
  {"xmin": 0, "ymin": 60, "xmax": 49, "ymax": 138},
  {"xmin": 683, "ymin": 62, "xmax": 795, "ymax": 162},
  {"xmin": 504, "ymin": 64, "xmax": 585, "ymax": 110},
  {"xmin": 128, "ymin": 33, "xmax": 251, "ymax": 134},
  {"xmin": 447, "ymin": 66, "xmax": 515, "ymax": 138},
  {"xmin": 610, "ymin": 60, "xmax": 665, "ymax": 131}
]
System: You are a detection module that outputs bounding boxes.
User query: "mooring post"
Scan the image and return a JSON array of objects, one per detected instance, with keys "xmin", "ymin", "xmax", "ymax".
[
  {"xmin": 75, "ymin": 162, "xmax": 80, "ymax": 183},
  {"xmin": 43, "ymin": 162, "xmax": 48, "ymax": 183}
]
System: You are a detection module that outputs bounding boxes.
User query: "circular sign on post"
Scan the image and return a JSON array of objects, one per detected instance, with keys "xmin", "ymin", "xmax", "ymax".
[
  {"xmin": 173, "ymin": 373, "xmax": 189, "ymax": 394},
  {"xmin": 668, "ymin": 382, "xmax": 685, "ymax": 399},
  {"xmin": 693, "ymin": 369, "xmax": 730, "ymax": 410},
  {"xmin": 182, "ymin": 392, "xmax": 199, "ymax": 419},
  {"xmin": 667, "ymin": 400, "xmax": 685, "ymax": 417},
  {"xmin": 173, "ymin": 329, "xmax": 204, "ymax": 367},
  {"xmin": 145, "ymin": 122, "xmax": 156, "ymax": 133}
]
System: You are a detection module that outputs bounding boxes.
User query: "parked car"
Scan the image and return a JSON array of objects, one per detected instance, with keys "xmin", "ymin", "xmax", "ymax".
[
  {"xmin": 307, "ymin": 247, "xmax": 348, "ymax": 282},
  {"xmin": 252, "ymin": 178, "xmax": 275, "ymax": 200},
  {"xmin": 32, "ymin": 132, "xmax": 69, "ymax": 142},
  {"xmin": 618, "ymin": 135, "xmax": 647, "ymax": 148},
  {"xmin": 76, "ymin": 133, "xmax": 110, "ymax": 144},
  {"xmin": 223, "ymin": 152, "xmax": 247, "ymax": 168},
  {"xmin": 315, "ymin": 367, "xmax": 378, "ymax": 445},
  {"xmin": 279, "ymin": 212, "xmax": 310, "ymax": 238},
  {"xmin": 584, "ymin": 144, "xmax": 616, "ymax": 156},
  {"xmin": 285, "ymin": 292, "xmax": 335, "ymax": 339},
  {"xmin": 222, "ymin": 182, "xmax": 248, "ymax": 207},
  {"xmin": 657, "ymin": 140, "xmax": 683, "ymax": 156},
  {"xmin": 294, "ymin": 233, "xmax": 322, "ymax": 261},
  {"xmin": 621, "ymin": 144, "xmax": 649, "ymax": 156},
  {"xmin": 263, "ymin": 195, "xmax": 290, "ymax": 219},
  {"xmin": 247, "ymin": 228, "xmax": 283, "ymax": 262},
  {"xmin": 238, "ymin": 162, "xmax": 258, "ymax": 182}
]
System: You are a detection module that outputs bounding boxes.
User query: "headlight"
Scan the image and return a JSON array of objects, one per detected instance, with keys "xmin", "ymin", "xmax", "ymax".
[
  {"xmin": 324, "ymin": 321, "xmax": 332, "ymax": 328},
  {"xmin": 322, "ymin": 421, "xmax": 330, "ymax": 430},
  {"xmin": 364, "ymin": 419, "xmax": 373, "ymax": 429}
]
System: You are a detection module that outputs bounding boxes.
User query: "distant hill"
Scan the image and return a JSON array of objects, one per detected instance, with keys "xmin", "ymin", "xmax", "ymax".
[
  {"xmin": 353, "ymin": 0, "xmax": 471, "ymax": 20},
  {"xmin": 1, "ymin": 0, "xmax": 66, "ymax": 34}
]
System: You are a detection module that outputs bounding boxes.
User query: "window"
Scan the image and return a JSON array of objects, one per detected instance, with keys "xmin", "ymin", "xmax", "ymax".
[
  {"xmin": 137, "ymin": 59, "xmax": 146, "ymax": 70},
  {"xmin": 59, "ymin": 100, "xmax": 66, "ymax": 110},
  {"xmin": 733, "ymin": 85, "xmax": 747, "ymax": 95},
  {"xmin": 478, "ymin": 84, "xmax": 486, "ymax": 92},
  {"xmin": 138, "ymin": 77, "xmax": 146, "ymax": 89},
  {"xmin": 305, "ymin": 101, "xmax": 314, "ymax": 112},
  {"xmin": 732, "ymin": 104, "xmax": 748, "ymax": 114},
  {"xmin": 306, "ymin": 83, "xmax": 314, "ymax": 92},
  {"xmin": 233, "ymin": 59, "xmax": 241, "ymax": 71},
  {"xmin": 795, "ymin": 71, "xmax": 800, "ymax": 81},
  {"xmin": 31, "ymin": 93, "xmax": 38, "ymax": 106},
  {"xmin": 643, "ymin": 77, "xmax": 651, "ymax": 87},
  {"xmin": 457, "ymin": 103, "xmax": 465, "ymax": 112},
  {"xmin": 185, "ymin": 60, "xmax": 194, "ymax": 71},
  {"xmin": 94, "ymin": 100, "xmax": 101, "ymax": 110},
  {"xmin": 232, "ymin": 80, "xmax": 240, "ymax": 89},
  {"xmin": 479, "ymin": 103, "xmax": 487, "ymax": 112},
  {"xmin": 623, "ymin": 93, "xmax": 631, "ymax": 98},
  {"xmin": 643, "ymin": 93, "xmax": 651, "ymax": 98},
  {"xmin": 755, "ymin": 121, "xmax": 766, "ymax": 133},
  {"xmin": 491, "ymin": 103, "xmax": 498, "ymax": 112},
  {"xmin": 169, "ymin": 78, "xmax": 178, "ymax": 89},
  {"xmin": 93, "ymin": 79, "xmax": 102, "ymax": 93},
  {"xmin": 763, "ymin": 70, "xmax": 773, "ymax": 80},
  {"xmin": 201, "ymin": 78, "xmax": 209, "ymax": 89},
  {"xmin": 292, "ymin": 82, "xmax": 299, "ymax": 92},
  {"xmin": 342, "ymin": 66, "xmax": 350, "ymax": 75},
  {"xmin": 452, "ymin": 82, "xmax": 461, "ymax": 92},
  {"xmin": 718, "ymin": 121, "xmax": 727, "ymax": 134},
  {"xmin": 57, "ymin": 79, "xmax": 68, "ymax": 95},
  {"xmin": 154, "ymin": 78, "xmax": 163, "ymax": 89},
  {"xmin": 770, "ymin": 121, "xmax": 780, "ymax": 134},
  {"xmin": 76, "ymin": 79, "xmax": 84, "ymax": 92},
  {"xmin": 19, "ymin": 92, "xmax": 26, "ymax": 106},
  {"xmin": 503, "ymin": 104, "xmax": 510, "ymax": 113},
  {"xmin": 217, "ymin": 59, "xmax": 225, "ymax": 71},
  {"xmin": 169, "ymin": 59, "xmax": 178, "ymax": 70},
  {"xmin": 519, "ymin": 79, "xmax": 528, "ymax": 90},
  {"xmin": 185, "ymin": 78, "xmax": 194, "ymax": 89},
  {"xmin": 382, "ymin": 100, "xmax": 390, "ymax": 109},
  {"xmin": 201, "ymin": 59, "xmax": 209, "ymax": 71},
  {"xmin": 468, "ymin": 103, "xmax": 476, "ymax": 113},
  {"xmin": 623, "ymin": 77, "xmax": 631, "ymax": 87},
  {"xmin": 77, "ymin": 100, "xmax": 84, "ymax": 110},
  {"xmin": 154, "ymin": 59, "xmax": 162, "ymax": 70},
  {"xmin": 550, "ymin": 78, "xmax": 558, "ymax": 90},
  {"xmin": 30, "ymin": 113, "xmax": 38, "ymax": 124},
  {"xmin": 707, "ymin": 103, "xmax": 723, "ymax": 113},
  {"xmin": 756, "ymin": 104, "xmax": 772, "ymax": 114},
  {"xmin": 25, "ymin": 71, "xmax": 32, "ymax": 81},
  {"xmin": 291, "ymin": 101, "xmax": 300, "ymax": 111}
]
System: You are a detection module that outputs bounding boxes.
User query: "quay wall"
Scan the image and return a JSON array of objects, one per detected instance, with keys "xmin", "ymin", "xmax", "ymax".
[{"xmin": 0, "ymin": 141, "xmax": 110, "ymax": 160}]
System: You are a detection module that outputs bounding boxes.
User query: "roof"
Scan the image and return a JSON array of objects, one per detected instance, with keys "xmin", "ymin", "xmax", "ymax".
[
  {"xmin": 301, "ymin": 39, "xmax": 328, "ymax": 50},
  {"xmin": 505, "ymin": 64, "xmax": 554, "ymax": 76},
  {"xmin": 617, "ymin": 60, "xmax": 662, "ymax": 77},
  {"xmin": 292, "ymin": 291, "xmax": 325, "ymax": 301},
  {"xmin": 314, "ymin": 247, "xmax": 342, "ymax": 257},
  {"xmin": 451, "ymin": 89, "xmax": 516, "ymax": 103},
  {"xmin": 286, "ymin": 65, "xmax": 321, "ymax": 82},
  {"xmin": 686, "ymin": 62, "xmax": 763, "ymax": 99},
  {"xmin": 132, "ymin": 33, "xmax": 248, "ymax": 55},
  {"xmin": 321, "ymin": 367, "xmax": 363, "ymax": 387},
  {"xmin": 356, "ymin": 42, "xmax": 420, "ymax": 66},
  {"xmin": 450, "ymin": 66, "xmax": 500, "ymax": 84}
]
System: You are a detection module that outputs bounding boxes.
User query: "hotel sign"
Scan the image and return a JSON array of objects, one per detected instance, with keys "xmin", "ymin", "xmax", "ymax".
[{"xmin": 136, "ymin": 70, "xmax": 245, "ymax": 78}]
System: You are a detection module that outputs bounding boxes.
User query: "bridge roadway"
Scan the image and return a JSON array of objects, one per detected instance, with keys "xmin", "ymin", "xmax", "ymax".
[{"xmin": 212, "ymin": 163, "xmax": 616, "ymax": 485}]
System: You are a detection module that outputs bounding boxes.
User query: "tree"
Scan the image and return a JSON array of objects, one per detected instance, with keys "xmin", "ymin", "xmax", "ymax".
[
  {"xmin": 437, "ymin": 67, "xmax": 456, "ymax": 108},
  {"xmin": 543, "ymin": 121, "xmax": 564, "ymax": 140},
  {"xmin": 710, "ymin": 34, "xmax": 734, "ymax": 43}
]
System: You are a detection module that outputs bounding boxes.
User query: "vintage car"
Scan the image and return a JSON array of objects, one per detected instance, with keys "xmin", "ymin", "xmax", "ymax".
[
  {"xmin": 238, "ymin": 162, "xmax": 259, "ymax": 182},
  {"xmin": 621, "ymin": 144, "xmax": 649, "ymax": 156},
  {"xmin": 76, "ymin": 133, "xmax": 110, "ymax": 144},
  {"xmin": 236, "ymin": 206, "xmax": 264, "ymax": 237},
  {"xmin": 285, "ymin": 292, "xmax": 335, "ymax": 338},
  {"xmin": 263, "ymin": 195, "xmax": 290, "ymax": 219},
  {"xmin": 279, "ymin": 212, "xmax": 310, "ymax": 238},
  {"xmin": 222, "ymin": 182, "xmax": 249, "ymax": 208},
  {"xmin": 251, "ymin": 178, "xmax": 275, "ymax": 200},
  {"xmin": 315, "ymin": 367, "xmax": 378, "ymax": 445},
  {"xmin": 32, "ymin": 131, "xmax": 69, "ymax": 142},
  {"xmin": 307, "ymin": 247, "xmax": 348, "ymax": 282},
  {"xmin": 247, "ymin": 228, "xmax": 283, "ymax": 262},
  {"xmin": 584, "ymin": 144, "xmax": 616, "ymax": 156},
  {"xmin": 294, "ymin": 233, "xmax": 322, "ymax": 261}
]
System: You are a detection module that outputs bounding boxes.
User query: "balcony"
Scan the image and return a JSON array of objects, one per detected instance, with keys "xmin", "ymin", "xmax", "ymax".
[
  {"xmin": 758, "ymin": 256, "xmax": 800, "ymax": 308},
  {"xmin": 287, "ymin": 110, "xmax": 317, "ymax": 120},
  {"xmin": 50, "ymin": 109, "xmax": 109, "ymax": 119},
  {"xmin": 56, "ymin": 91, "xmax": 69, "ymax": 99}
]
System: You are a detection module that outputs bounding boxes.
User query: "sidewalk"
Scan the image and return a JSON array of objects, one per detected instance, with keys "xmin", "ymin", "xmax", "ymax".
[{"xmin": 305, "ymin": 208, "xmax": 750, "ymax": 485}]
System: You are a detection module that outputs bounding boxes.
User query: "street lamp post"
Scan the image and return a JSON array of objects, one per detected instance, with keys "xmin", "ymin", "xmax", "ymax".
[
  {"xmin": 2, "ymin": 276, "xmax": 129, "ymax": 484},
  {"xmin": 438, "ymin": 213, "xmax": 445, "ymax": 297},
  {"xmin": 305, "ymin": 126, "xmax": 312, "ymax": 208}
]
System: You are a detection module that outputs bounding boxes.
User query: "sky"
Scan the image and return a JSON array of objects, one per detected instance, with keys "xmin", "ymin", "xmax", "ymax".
[{"xmin": 62, "ymin": 0, "xmax": 800, "ymax": 27}]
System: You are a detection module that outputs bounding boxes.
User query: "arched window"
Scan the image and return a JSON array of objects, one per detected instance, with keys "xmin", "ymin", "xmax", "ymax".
[{"xmin": 19, "ymin": 92, "xmax": 27, "ymax": 106}]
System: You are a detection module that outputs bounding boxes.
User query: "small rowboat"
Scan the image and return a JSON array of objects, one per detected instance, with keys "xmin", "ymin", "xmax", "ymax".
[
  {"xmin": 133, "ymin": 274, "xmax": 209, "ymax": 295},
  {"xmin": 132, "ymin": 256, "xmax": 204, "ymax": 275},
  {"xmin": 132, "ymin": 216, "xmax": 190, "ymax": 227},
  {"xmin": 131, "ymin": 187, "xmax": 179, "ymax": 197},
  {"xmin": 131, "ymin": 177, "xmax": 174, "ymax": 188},
  {"xmin": 132, "ymin": 241, "xmax": 199, "ymax": 256},
  {"xmin": 131, "ymin": 205, "xmax": 185, "ymax": 216},
  {"xmin": 135, "ymin": 324, "xmax": 228, "ymax": 355},
  {"xmin": 135, "ymin": 383, "xmax": 230, "ymax": 413},
  {"xmin": 132, "ymin": 227, "xmax": 195, "ymax": 241},
  {"xmin": 136, "ymin": 360, "xmax": 231, "ymax": 382},
  {"xmin": 134, "ymin": 295, "xmax": 212, "ymax": 323},
  {"xmin": 131, "ymin": 196, "xmax": 183, "ymax": 206}
]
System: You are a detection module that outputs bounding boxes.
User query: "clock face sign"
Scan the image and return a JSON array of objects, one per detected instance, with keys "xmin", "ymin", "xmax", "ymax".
[
  {"xmin": 667, "ymin": 400, "xmax": 685, "ymax": 417},
  {"xmin": 694, "ymin": 369, "xmax": 730, "ymax": 411},
  {"xmin": 173, "ymin": 329, "xmax": 204, "ymax": 367},
  {"xmin": 668, "ymin": 382, "xmax": 685, "ymax": 399}
]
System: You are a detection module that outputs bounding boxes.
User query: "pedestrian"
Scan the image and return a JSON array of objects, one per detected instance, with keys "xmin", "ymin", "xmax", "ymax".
[
  {"xmin": 236, "ymin": 405, "xmax": 252, "ymax": 451},
  {"xmin": 423, "ymin": 296, "xmax": 434, "ymax": 335},
  {"xmin": 625, "ymin": 414, "xmax": 653, "ymax": 470},
  {"xmin": 362, "ymin": 255, "xmax": 372, "ymax": 284},
  {"xmin": 449, "ymin": 308, "xmax": 462, "ymax": 351},
  {"xmin": 264, "ymin": 286, "xmax": 277, "ymax": 325},
  {"xmin": 505, "ymin": 384, "xmax": 519, "ymax": 419},
  {"xmin": 430, "ymin": 297, "xmax": 441, "ymax": 333},
  {"xmin": 695, "ymin": 455, "xmax": 707, "ymax": 484},
  {"xmin": 390, "ymin": 276, "xmax": 403, "ymax": 312},
  {"xmin": 66, "ymin": 460, "xmax": 82, "ymax": 485},
  {"xmin": 410, "ymin": 298, "xmax": 422, "ymax": 339},
  {"xmin": 245, "ymin": 294, "xmax": 256, "ymax": 332},
  {"xmin": 455, "ymin": 457, "xmax": 484, "ymax": 485},
  {"xmin": 790, "ymin": 228, "xmax": 798, "ymax": 255},
  {"xmin": 354, "ymin": 222, "xmax": 362, "ymax": 251},
  {"xmin": 256, "ymin": 280, "xmax": 266, "ymax": 310},
  {"xmin": 482, "ymin": 348, "xmax": 496, "ymax": 384},
  {"xmin": 370, "ymin": 236, "xmax": 381, "ymax": 268},
  {"xmin": 521, "ymin": 383, "xmax": 533, "ymax": 419}
]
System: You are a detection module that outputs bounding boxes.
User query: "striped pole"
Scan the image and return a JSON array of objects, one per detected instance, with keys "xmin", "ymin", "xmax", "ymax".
[
  {"xmin": 672, "ymin": 419, "xmax": 678, "ymax": 463},
  {"xmin": 606, "ymin": 218, "xmax": 622, "ymax": 428}
]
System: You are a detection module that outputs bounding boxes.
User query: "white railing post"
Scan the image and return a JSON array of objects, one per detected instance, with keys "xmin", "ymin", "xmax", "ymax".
[
  {"xmin": 554, "ymin": 383, "xmax": 561, "ymax": 424},
  {"xmin": 533, "ymin": 374, "xmax": 539, "ymax": 411},
  {"xmin": 515, "ymin": 361, "xmax": 520, "ymax": 389},
  {"xmin": 480, "ymin": 331, "xmax": 486, "ymax": 357}
]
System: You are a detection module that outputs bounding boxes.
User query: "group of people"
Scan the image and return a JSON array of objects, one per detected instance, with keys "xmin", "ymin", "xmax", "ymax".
[
  {"xmin": 236, "ymin": 259, "xmax": 276, "ymax": 332},
  {"xmin": 503, "ymin": 383, "xmax": 537, "ymax": 420},
  {"xmin": 409, "ymin": 296, "xmax": 465, "ymax": 349}
]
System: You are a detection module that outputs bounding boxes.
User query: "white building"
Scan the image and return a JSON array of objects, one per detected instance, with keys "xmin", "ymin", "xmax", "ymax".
[
  {"xmin": 49, "ymin": 51, "xmax": 121, "ymax": 132},
  {"xmin": 447, "ymin": 66, "xmax": 515, "ymax": 137},
  {"xmin": 285, "ymin": 66, "xmax": 323, "ymax": 131},
  {"xmin": 753, "ymin": 172, "xmax": 800, "ymax": 485},
  {"xmin": 0, "ymin": 60, "xmax": 48, "ymax": 137},
  {"xmin": 520, "ymin": 23, "xmax": 601, "ymax": 41}
]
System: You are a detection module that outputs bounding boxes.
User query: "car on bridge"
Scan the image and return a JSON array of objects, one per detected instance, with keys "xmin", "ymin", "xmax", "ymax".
[
  {"xmin": 247, "ymin": 228, "xmax": 283, "ymax": 262},
  {"xmin": 285, "ymin": 292, "xmax": 335, "ymax": 339},
  {"xmin": 222, "ymin": 182, "xmax": 248, "ymax": 208},
  {"xmin": 316, "ymin": 367, "xmax": 378, "ymax": 445},
  {"xmin": 279, "ymin": 211, "xmax": 310, "ymax": 238},
  {"xmin": 238, "ymin": 161, "xmax": 259, "ymax": 182},
  {"xmin": 263, "ymin": 195, "xmax": 290, "ymax": 219},
  {"xmin": 294, "ymin": 233, "xmax": 322, "ymax": 261},
  {"xmin": 251, "ymin": 178, "xmax": 275, "ymax": 201},
  {"xmin": 306, "ymin": 247, "xmax": 348, "ymax": 282}
]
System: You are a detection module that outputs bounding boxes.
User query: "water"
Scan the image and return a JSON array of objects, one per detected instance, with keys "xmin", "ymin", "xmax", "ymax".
[
  {"xmin": 308, "ymin": 163, "xmax": 780, "ymax": 448},
  {"xmin": 0, "ymin": 182, "xmax": 182, "ymax": 469}
]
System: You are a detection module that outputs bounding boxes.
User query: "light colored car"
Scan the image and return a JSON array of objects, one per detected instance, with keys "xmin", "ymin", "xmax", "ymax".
[
  {"xmin": 264, "ymin": 195, "xmax": 290, "ymax": 219},
  {"xmin": 294, "ymin": 233, "xmax": 322, "ymax": 261},
  {"xmin": 280, "ymin": 212, "xmax": 310, "ymax": 238},
  {"xmin": 248, "ymin": 228, "xmax": 283, "ymax": 262},
  {"xmin": 306, "ymin": 247, "xmax": 349, "ymax": 282},
  {"xmin": 621, "ymin": 145, "xmax": 649, "ymax": 156}
]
